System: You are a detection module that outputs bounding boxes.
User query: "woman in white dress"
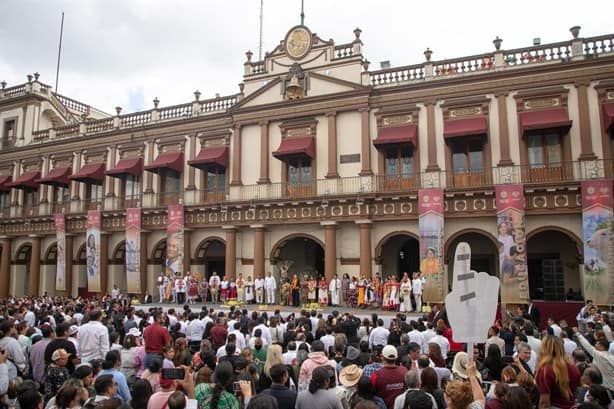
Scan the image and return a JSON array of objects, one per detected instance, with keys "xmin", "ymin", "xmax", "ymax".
[
  {"xmin": 399, "ymin": 273, "xmax": 413, "ymax": 312},
  {"xmin": 244, "ymin": 276, "xmax": 254, "ymax": 303}
]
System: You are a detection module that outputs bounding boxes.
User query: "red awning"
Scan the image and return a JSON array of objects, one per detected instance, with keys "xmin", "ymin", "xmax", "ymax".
[
  {"xmin": 105, "ymin": 157, "xmax": 143, "ymax": 178},
  {"xmin": 519, "ymin": 108, "xmax": 572, "ymax": 135},
  {"xmin": 188, "ymin": 146, "xmax": 229, "ymax": 170},
  {"xmin": 70, "ymin": 162, "xmax": 106, "ymax": 183},
  {"xmin": 37, "ymin": 167, "xmax": 71, "ymax": 186},
  {"xmin": 144, "ymin": 152, "xmax": 184, "ymax": 174},
  {"xmin": 603, "ymin": 103, "xmax": 614, "ymax": 133},
  {"xmin": 8, "ymin": 171, "xmax": 40, "ymax": 189},
  {"xmin": 273, "ymin": 136, "xmax": 315, "ymax": 160},
  {"xmin": 444, "ymin": 117, "xmax": 488, "ymax": 139},
  {"xmin": 0, "ymin": 175, "xmax": 12, "ymax": 192},
  {"xmin": 373, "ymin": 125, "xmax": 417, "ymax": 148}
]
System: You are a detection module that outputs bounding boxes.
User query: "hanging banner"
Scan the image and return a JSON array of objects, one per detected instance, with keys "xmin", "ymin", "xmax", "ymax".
[
  {"xmin": 419, "ymin": 189, "xmax": 446, "ymax": 303},
  {"xmin": 166, "ymin": 204, "xmax": 184, "ymax": 276},
  {"xmin": 86, "ymin": 210, "xmax": 102, "ymax": 292},
  {"xmin": 495, "ymin": 184, "xmax": 530, "ymax": 303},
  {"xmin": 582, "ymin": 180, "xmax": 614, "ymax": 305},
  {"xmin": 54, "ymin": 214, "xmax": 67, "ymax": 291},
  {"xmin": 126, "ymin": 208, "xmax": 141, "ymax": 294}
]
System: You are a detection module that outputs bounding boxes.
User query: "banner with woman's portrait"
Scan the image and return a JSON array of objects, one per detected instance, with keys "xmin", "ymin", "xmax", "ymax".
[
  {"xmin": 419, "ymin": 188, "xmax": 446, "ymax": 303},
  {"xmin": 125, "ymin": 208, "xmax": 141, "ymax": 293},
  {"xmin": 495, "ymin": 185, "xmax": 530, "ymax": 303},
  {"xmin": 86, "ymin": 210, "xmax": 102, "ymax": 292},
  {"xmin": 54, "ymin": 213, "xmax": 66, "ymax": 291},
  {"xmin": 166, "ymin": 204, "xmax": 184, "ymax": 276},
  {"xmin": 582, "ymin": 179, "xmax": 614, "ymax": 305}
]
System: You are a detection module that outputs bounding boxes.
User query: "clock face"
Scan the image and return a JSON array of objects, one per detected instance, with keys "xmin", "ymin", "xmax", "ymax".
[{"xmin": 285, "ymin": 26, "xmax": 312, "ymax": 60}]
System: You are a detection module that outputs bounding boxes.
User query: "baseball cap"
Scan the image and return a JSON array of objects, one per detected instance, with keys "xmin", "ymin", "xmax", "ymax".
[
  {"xmin": 69, "ymin": 325, "xmax": 78, "ymax": 335},
  {"xmin": 382, "ymin": 345, "xmax": 398, "ymax": 360},
  {"xmin": 51, "ymin": 348, "xmax": 71, "ymax": 362}
]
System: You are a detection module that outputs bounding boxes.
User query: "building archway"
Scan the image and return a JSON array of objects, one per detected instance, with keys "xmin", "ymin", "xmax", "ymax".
[
  {"xmin": 270, "ymin": 234, "xmax": 325, "ymax": 279},
  {"xmin": 375, "ymin": 231, "xmax": 420, "ymax": 279},
  {"xmin": 195, "ymin": 237, "xmax": 226, "ymax": 280},
  {"xmin": 14, "ymin": 243, "xmax": 32, "ymax": 296},
  {"xmin": 111, "ymin": 241, "xmax": 127, "ymax": 292},
  {"xmin": 151, "ymin": 239, "xmax": 167, "ymax": 275},
  {"xmin": 445, "ymin": 229, "xmax": 499, "ymax": 277},
  {"xmin": 527, "ymin": 229, "xmax": 582, "ymax": 301},
  {"xmin": 76, "ymin": 243, "xmax": 92, "ymax": 297}
]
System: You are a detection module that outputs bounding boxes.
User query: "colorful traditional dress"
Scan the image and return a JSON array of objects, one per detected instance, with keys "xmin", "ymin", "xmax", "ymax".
[
  {"xmin": 228, "ymin": 280, "xmax": 237, "ymax": 301},
  {"xmin": 188, "ymin": 279, "xmax": 199, "ymax": 303},
  {"xmin": 199, "ymin": 280, "xmax": 209, "ymax": 302},
  {"xmin": 357, "ymin": 279, "xmax": 367, "ymax": 306},
  {"xmin": 317, "ymin": 279, "xmax": 328, "ymax": 305},
  {"xmin": 348, "ymin": 280, "xmax": 358, "ymax": 307},
  {"xmin": 399, "ymin": 278, "xmax": 412, "ymax": 312},
  {"xmin": 281, "ymin": 281, "xmax": 291, "ymax": 306},
  {"xmin": 244, "ymin": 279, "xmax": 254, "ymax": 303},
  {"xmin": 388, "ymin": 280, "xmax": 400, "ymax": 310},
  {"xmin": 374, "ymin": 276, "xmax": 383, "ymax": 305},
  {"xmin": 307, "ymin": 279, "xmax": 317, "ymax": 302},
  {"xmin": 341, "ymin": 276, "xmax": 350, "ymax": 306},
  {"xmin": 382, "ymin": 279, "xmax": 391, "ymax": 309},
  {"xmin": 220, "ymin": 279, "xmax": 229, "ymax": 302}
]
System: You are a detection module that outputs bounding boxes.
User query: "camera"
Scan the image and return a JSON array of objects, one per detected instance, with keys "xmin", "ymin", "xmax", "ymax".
[{"xmin": 233, "ymin": 381, "xmax": 241, "ymax": 392}]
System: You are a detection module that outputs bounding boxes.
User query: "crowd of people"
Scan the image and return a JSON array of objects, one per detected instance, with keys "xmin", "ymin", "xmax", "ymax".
[
  {"xmin": 155, "ymin": 271, "xmax": 426, "ymax": 312},
  {"xmin": 0, "ymin": 295, "xmax": 612, "ymax": 409}
]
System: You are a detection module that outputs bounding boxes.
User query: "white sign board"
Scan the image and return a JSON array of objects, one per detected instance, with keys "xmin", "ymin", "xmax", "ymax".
[{"xmin": 445, "ymin": 242, "xmax": 500, "ymax": 346}]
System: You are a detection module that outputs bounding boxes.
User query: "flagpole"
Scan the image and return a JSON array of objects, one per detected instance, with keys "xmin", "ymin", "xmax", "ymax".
[{"xmin": 55, "ymin": 12, "xmax": 65, "ymax": 92}]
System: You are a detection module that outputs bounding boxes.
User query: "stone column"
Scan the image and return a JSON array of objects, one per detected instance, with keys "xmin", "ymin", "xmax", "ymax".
[
  {"xmin": 145, "ymin": 142, "xmax": 154, "ymax": 193},
  {"xmin": 40, "ymin": 157, "xmax": 49, "ymax": 204},
  {"xmin": 258, "ymin": 122, "xmax": 270, "ymax": 184},
  {"xmin": 359, "ymin": 108, "xmax": 373, "ymax": 176},
  {"xmin": 183, "ymin": 229, "xmax": 191, "ymax": 274},
  {"xmin": 322, "ymin": 222, "xmax": 337, "ymax": 281},
  {"xmin": 187, "ymin": 134, "xmax": 197, "ymax": 190},
  {"xmin": 71, "ymin": 152, "xmax": 81, "ymax": 200},
  {"xmin": 426, "ymin": 101, "xmax": 440, "ymax": 171},
  {"xmin": 140, "ymin": 232, "xmax": 148, "ymax": 295},
  {"xmin": 231, "ymin": 125, "xmax": 242, "ymax": 186},
  {"xmin": 576, "ymin": 81, "xmax": 596, "ymax": 160},
  {"xmin": 496, "ymin": 92, "xmax": 513, "ymax": 166},
  {"xmin": 252, "ymin": 225, "xmax": 265, "ymax": 279},
  {"xmin": 100, "ymin": 233, "xmax": 109, "ymax": 295},
  {"xmin": 106, "ymin": 146, "xmax": 116, "ymax": 197},
  {"xmin": 326, "ymin": 112, "xmax": 339, "ymax": 178},
  {"xmin": 0, "ymin": 238, "xmax": 11, "ymax": 298},
  {"xmin": 356, "ymin": 220, "xmax": 372, "ymax": 278},
  {"xmin": 224, "ymin": 226, "xmax": 237, "ymax": 279},
  {"xmin": 28, "ymin": 235, "xmax": 41, "ymax": 296},
  {"xmin": 65, "ymin": 234, "xmax": 73, "ymax": 296}
]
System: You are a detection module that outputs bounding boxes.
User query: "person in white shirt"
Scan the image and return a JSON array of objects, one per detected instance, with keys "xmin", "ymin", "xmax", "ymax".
[
  {"xmin": 251, "ymin": 318, "xmax": 272, "ymax": 346},
  {"xmin": 185, "ymin": 313, "xmax": 204, "ymax": 344},
  {"xmin": 421, "ymin": 323, "xmax": 436, "ymax": 353},
  {"xmin": 283, "ymin": 341, "xmax": 298, "ymax": 365},
  {"xmin": 209, "ymin": 272, "xmax": 220, "ymax": 304},
  {"xmin": 328, "ymin": 274, "xmax": 341, "ymax": 307},
  {"xmin": 111, "ymin": 285, "xmax": 121, "ymax": 299},
  {"xmin": 368, "ymin": 319, "xmax": 390, "ymax": 350},
  {"xmin": 264, "ymin": 272, "xmax": 277, "ymax": 305},
  {"xmin": 244, "ymin": 276, "xmax": 254, "ymax": 304},
  {"xmin": 229, "ymin": 322, "xmax": 246, "ymax": 350},
  {"xmin": 157, "ymin": 273, "xmax": 167, "ymax": 303},
  {"xmin": 408, "ymin": 321, "xmax": 424, "ymax": 348},
  {"xmin": 547, "ymin": 317, "xmax": 562, "ymax": 337},
  {"xmin": 24, "ymin": 308, "xmax": 36, "ymax": 328},
  {"xmin": 78, "ymin": 309, "xmax": 110, "ymax": 363},
  {"xmin": 254, "ymin": 276, "xmax": 265, "ymax": 304},
  {"xmin": 429, "ymin": 327, "xmax": 450, "ymax": 358},
  {"xmin": 320, "ymin": 329, "xmax": 335, "ymax": 355},
  {"xmin": 561, "ymin": 332, "xmax": 577, "ymax": 358},
  {"xmin": 412, "ymin": 272, "xmax": 425, "ymax": 312},
  {"xmin": 524, "ymin": 324, "xmax": 542, "ymax": 358}
]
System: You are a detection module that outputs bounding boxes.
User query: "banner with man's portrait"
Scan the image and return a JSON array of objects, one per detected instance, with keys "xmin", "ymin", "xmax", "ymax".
[
  {"xmin": 419, "ymin": 189, "xmax": 446, "ymax": 303},
  {"xmin": 582, "ymin": 179, "xmax": 614, "ymax": 305},
  {"xmin": 54, "ymin": 213, "xmax": 66, "ymax": 291},
  {"xmin": 86, "ymin": 210, "xmax": 102, "ymax": 292},
  {"xmin": 166, "ymin": 204, "xmax": 184, "ymax": 276},
  {"xmin": 495, "ymin": 184, "xmax": 530, "ymax": 304},
  {"xmin": 126, "ymin": 208, "xmax": 141, "ymax": 293}
]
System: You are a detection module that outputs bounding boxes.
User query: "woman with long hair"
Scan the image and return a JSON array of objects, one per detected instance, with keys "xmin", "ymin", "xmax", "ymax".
[
  {"xmin": 120, "ymin": 334, "xmax": 139, "ymax": 380},
  {"xmin": 427, "ymin": 342, "xmax": 447, "ymax": 368},
  {"xmin": 535, "ymin": 336, "xmax": 580, "ymax": 409},
  {"xmin": 484, "ymin": 343, "xmax": 507, "ymax": 381},
  {"xmin": 192, "ymin": 339, "xmax": 216, "ymax": 371},
  {"xmin": 296, "ymin": 366, "xmax": 344, "ymax": 409},
  {"xmin": 195, "ymin": 361, "xmax": 239, "ymax": 409},
  {"xmin": 173, "ymin": 337, "xmax": 191, "ymax": 366},
  {"xmin": 421, "ymin": 367, "xmax": 445, "ymax": 409},
  {"xmin": 348, "ymin": 376, "xmax": 386, "ymax": 409},
  {"xmin": 258, "ymin": 344, "xmax": 295, "ymax": 391},
  {"xmin": 129, "ymin": 379, "xmax": 153, "ymax": 409}
]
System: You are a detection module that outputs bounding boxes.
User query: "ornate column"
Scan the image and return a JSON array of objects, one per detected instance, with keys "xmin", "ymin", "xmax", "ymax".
[
  {"xmin": 230, "ymin": 125, "xmax": 242, "ymax": 186},
  {"xmin": 359, "ymin": 108, "xmax": 373, "ymax": 175},
  {"xmin": 426, "ymin": 101, "xmax": 440, "ymax": 171},
  {"xmin": 71, "ymin": 152, "xmax": 81, "ymax": 200},
  {"xmin": 100, "ymin": 233, "xmax": 109, "ymax": 295},
  {"xmin": 326, "ymin": 112, "xmax": 339, "ymax": 178},
  {"xmin": 356, "ymin": 220, "xmax": 372, "ymax": 278},
  {"xmin": 252, "ymin": 225, "xmax": 265, "ymax": 279},
  {"xmin": 145, "ymin": 141, "xmax": 154, "ymax": 193},
  {"xmin": 0, "ymin": 238, "xmax": 11, "ymax": 298},
  {"xmin": 183, "ymin": 229, "xmax": 191, "ymax": 274},
  {"xmin": 322, "ymin": 222, "xmax": 337, "ymax": 281},
  {"xmin": 187, "ymin": 134, "xmax": 197, "ymax": 190},
  {"xmin": 224, "ymin": 226, "xmax": 237, "ymax": 279},
  {"xmin": 65, "ymin": 234, "xmax": 73, "ymax": 296},
  {"xmin": 28, "ymin": 235, "xmax": 41, "ymax": 296},
  {"xmin": 140, "ymin": 232, "xmax": 148, "ymax": 295},
  {"xmin": 496, "ymin": 92, "xmax": 513, "ymax": 166},
  {"xmin": 258, "ymin": 122, "xmax": 270, "ymax": 184},
  {"xmin": 40, "ymin": 157, "xmax": 49, "ymax": 204},
  {"xmin": 576, "ymin": 81, "xmax": 596, "ymax": 160},
  {"xmin": 106, "ymin": 146, "xmax": 116, "ymax": 197}
]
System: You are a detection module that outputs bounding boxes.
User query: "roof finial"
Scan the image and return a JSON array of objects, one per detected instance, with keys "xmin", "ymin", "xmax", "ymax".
[{"xmin": 300, "ymin": 0, "xmax": 305, "ymax": 25}]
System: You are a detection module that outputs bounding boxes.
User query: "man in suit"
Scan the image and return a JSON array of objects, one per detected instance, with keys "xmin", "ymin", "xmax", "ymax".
[
  {"xmin": 526, "ymin": 302, "xmax": 540, "ymax": 328},
  {"xmin": 143, "ymin": 291, "xmax": 153, "ymax": 304}
]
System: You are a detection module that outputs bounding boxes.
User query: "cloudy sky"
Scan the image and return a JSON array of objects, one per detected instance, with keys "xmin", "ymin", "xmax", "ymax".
[{"xmin": 1, "ymin": 0, "xmax": 612, "ymax": 115}]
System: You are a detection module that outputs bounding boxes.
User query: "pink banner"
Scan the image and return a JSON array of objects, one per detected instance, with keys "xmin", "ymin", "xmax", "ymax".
[
  {"xmin": 126, "ymin": 208, "xmax": 141, "ymax": 293},
  {"xmin": 495, "ymin": 185, "xmax": 529, "ymax": 303},
  {"xmin": 86, "ymin": 210, "xmax": 102, "ymax": 292},
  {"xmin": 166, "ymin": 204, "xmax": 184, "ymax": 276},
  {"xmin": 419, "ymin": 189, "xmax": 446, "ymax": 303},
  {"xmin": 54, "ymin": 214, "xmax": 66, "ymax": 291},
  {"xmin": 582, "ymin": 180, "xmax": 614, "ymax": 305}
]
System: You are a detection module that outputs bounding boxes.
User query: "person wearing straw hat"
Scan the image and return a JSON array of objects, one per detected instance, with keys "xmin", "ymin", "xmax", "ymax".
[
  {"xmin": 451, "ymin": 351, "xmax": 482, "ymax": 382},
  {"xmin": 337, "ymin": 364, "xmax": 362, "ymax": 405}
]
